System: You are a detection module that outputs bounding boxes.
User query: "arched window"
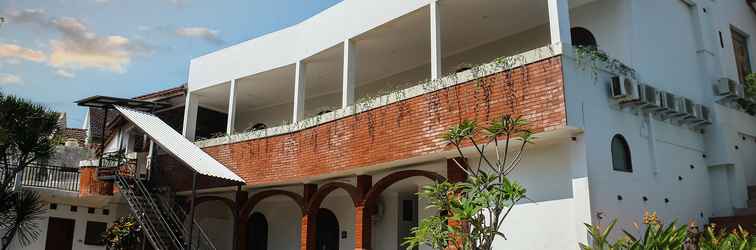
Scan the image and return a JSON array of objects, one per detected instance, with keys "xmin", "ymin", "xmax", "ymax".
[
  {"xmin": 611, "ymin": 134, "xmax": 632, "ymax": 172},
  {"xmin": 248, "ymin": 212, "xmax": 268, "ymax": 250},
  {"xmin": 571, "ymin": 27, "xmax": 598, "ymax": 48}
]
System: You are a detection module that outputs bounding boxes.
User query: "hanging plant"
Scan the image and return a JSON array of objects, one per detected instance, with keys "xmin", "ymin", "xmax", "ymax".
[{"xmin": 103, "ymin": 216, "xmax": 141, "ymax": 250}]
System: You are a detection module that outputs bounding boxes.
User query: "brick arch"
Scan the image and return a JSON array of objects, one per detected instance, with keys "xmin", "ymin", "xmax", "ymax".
[
  {"xmin": 306, "ymin": 182, "xmax": 361, "ymax": 213},
  {"xmin": 239, "ymin": 190, "xmax": 305, "ymax": 218},
  {"xmin": 364, "ymin": 170, "xmax": 445, "ymax": 208},
  {"xmin": 191, "ymin": 196, "xmax": 237, "ymax": 218}
]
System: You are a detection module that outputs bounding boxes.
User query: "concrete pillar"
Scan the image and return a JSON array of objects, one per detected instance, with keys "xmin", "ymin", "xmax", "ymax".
[
  {"xmin": 342, "ymin": 39, "xmax": 357, "ymax": 108},
  {"xmin": 234, "ymin": 189, "xmax": 248, "ymax": 250},
  {"xmin": 548, "ymin": 0, "xmax": 572, "ymax": 45},
  {"xmin": 227, "ymin": 80, "xmax": 239, "ymax": 135},
  {"xmin": 182, "ymin": 92, "xmax": 199, "ymax": 141},
  {"xmin": 355, "ymin": 175, "xmax": 372, "ymax": 250},
  {"xmin": 300, "ymin": 184, "xmax": 317, "ymax": 250},
  {"xmin": 446, "ymin": 157, "xmax": 468, "ymax": 183},
  {"xmin": 430, "ymin": 0, "xmax": 443, "ymax": 80},
  {"xmin": 293, "ymin": 61, "xmax": 307, "ymax": 122}
]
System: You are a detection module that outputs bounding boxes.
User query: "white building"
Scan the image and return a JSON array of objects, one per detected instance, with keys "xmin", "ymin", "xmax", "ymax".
[{"xmin": 11, "ymin": 0, "xmax": 756, "ymax": 250}]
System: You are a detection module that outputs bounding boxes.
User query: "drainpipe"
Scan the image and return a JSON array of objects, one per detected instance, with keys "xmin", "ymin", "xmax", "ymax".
[{"xmin": 646, "ymin": 112, "xmax": 660, "ymax": 175}]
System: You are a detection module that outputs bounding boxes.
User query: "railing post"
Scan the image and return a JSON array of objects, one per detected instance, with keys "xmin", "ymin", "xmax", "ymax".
[{"xmin": 187, "ymin": 171, "xmax": 198, "ymax": 249}]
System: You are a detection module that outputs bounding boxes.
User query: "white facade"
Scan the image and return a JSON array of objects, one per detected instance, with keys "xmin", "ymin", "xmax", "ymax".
[
  {"xmin": 177, "ymin": 0, "xmax": 756, "ymax": 249},
  {"xmin": 20, "ymin": 0, "xmax": 755, "ymax": 249}
]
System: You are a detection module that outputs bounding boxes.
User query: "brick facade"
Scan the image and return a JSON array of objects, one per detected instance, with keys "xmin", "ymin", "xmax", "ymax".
[{"xmin": 200, "ymin": 56, "xmax": 566, "ymax": 187}]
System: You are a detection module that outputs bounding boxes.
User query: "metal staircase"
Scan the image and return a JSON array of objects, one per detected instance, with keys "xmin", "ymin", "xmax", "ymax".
[{"xmin": 101, "ymin": 153, "xmax": 217, "ymax": 250}]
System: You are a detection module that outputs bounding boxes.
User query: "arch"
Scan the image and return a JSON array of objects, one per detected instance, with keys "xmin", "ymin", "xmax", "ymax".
[
  {"xmin": 306, "ymin": 182, "xmax": 361, "ymax": 213},
  {"xmin": 364, "ymin": 170, "xmax": 445, "ymax": 208},
  {"xmin": 192, "ymin": 196, "xmax": 237, "ymax": 215},
  {"xmin": 611, "ymin": 134, "xmax": 633, "ymax": 172},
  {"xmin": 316, "ymin": 208, "xmax": 340, "ymax": 250},
  {"xmin": 240, "ymin": 190, "xmax": 305, "ymax": 218},
  {"xmin": 570, "ymin": 27, "xmax": 597, "ymax": 48},
  {"xmin": 247, "ymin": 212, "xmax": 268, "ymax": 250}
]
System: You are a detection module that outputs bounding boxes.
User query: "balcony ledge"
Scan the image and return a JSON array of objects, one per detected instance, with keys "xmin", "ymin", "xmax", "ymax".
[{"xmin": 196, "ymin": 43, "xmax": 564, "ymax": 148}]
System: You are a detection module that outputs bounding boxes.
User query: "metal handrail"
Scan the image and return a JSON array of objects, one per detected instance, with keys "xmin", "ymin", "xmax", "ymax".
[
  {"xmin": 115, "ymin": 174, "xmax": 168, "ymax": 250},
  {"xmin": 0, "ymin": 163, "xmax": 80, "ymax": 192},
  {"xmin": 166, "ymin": 199, "xmax": 217, "ymax": 250},
  {"xmin": 115, "ymin": 157, "xmax": 184, "ymax": 250},
  {"xmin": 125, "ymin": 167, "xmax": 185, "ymax": 249},
  {"xmin": 20, "ymin": 164, "xmax": 80, "ymax": 191}
]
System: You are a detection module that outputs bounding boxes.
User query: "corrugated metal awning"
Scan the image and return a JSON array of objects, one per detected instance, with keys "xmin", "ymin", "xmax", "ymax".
[{"xmin": 115, "ymin": 106, "xmax": 245, "ymax": 183}]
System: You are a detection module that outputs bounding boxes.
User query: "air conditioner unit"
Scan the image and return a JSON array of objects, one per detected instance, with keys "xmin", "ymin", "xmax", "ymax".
[
  {"xmin": 715, "ymin": 77, "xmax": 745, "ymax": 98},
  {"xmin": 694, "ymin": 105, "xmax": 712, "ymax": 126},
  {"xmin": 680, "ymin": 98, "xmax": 697, "ymax": 121},
  {"xmin": 657, "ymin": 91, "xmax": 674, "ymax": 114},
  {"xmin": 637, "ymin": 84, "xmax": 660, "ymax": 110},
  {"xmin": 689, "ymin": 104, "xmax": 704, "ymax": 122},
  {"xmin": 610, "ymin": 76, "xmax": 639, "ymax": 102},
  {"xmin": 671, "ymin": 97, "xmax": 694, "ymax": 120}
]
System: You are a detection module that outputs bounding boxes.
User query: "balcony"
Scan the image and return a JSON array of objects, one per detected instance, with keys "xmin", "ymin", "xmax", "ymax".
[
  {"xmin": 2, "ymin": 163, "xmax": 81, "ymax": 192},
  {"xmin": 174, "ymin": 0, "xmax": 600, "ymax": 186}
]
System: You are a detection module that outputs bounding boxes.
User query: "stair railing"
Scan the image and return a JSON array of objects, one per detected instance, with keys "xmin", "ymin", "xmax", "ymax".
[
  {"xmin": 162, "ymin": 198, "xmax": 217, "ymax": 250},
  {"xmin": 115, "ymin": 173, "xmax": 169, "ymax": 250},
  {"xmin": 115, "ymin": 156, "xmax": 185, "ymax": 250}
]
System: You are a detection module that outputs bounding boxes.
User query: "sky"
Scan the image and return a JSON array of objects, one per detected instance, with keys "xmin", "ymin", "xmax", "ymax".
[{"xmin": 0, "ymin": 0, "xmax": 341, "ymax": 128}]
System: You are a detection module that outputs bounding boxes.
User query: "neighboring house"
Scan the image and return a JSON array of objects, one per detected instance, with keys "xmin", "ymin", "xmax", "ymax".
[{"xmin": 12, "ymin": 0, "xmax": 756, "ymax": 250}]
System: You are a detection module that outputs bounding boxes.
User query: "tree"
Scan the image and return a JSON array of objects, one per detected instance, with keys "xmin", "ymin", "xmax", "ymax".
[
  {"xmin": 403, "ymin": 115, "xmax": 532, "ymax": 250},
  {"xmin": 0, "ymin": 92, "xmax": 58, "ymax": 250}
]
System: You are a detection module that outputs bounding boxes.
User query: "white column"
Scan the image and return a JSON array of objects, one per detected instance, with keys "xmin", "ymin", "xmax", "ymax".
[
  {"xmin": 182, "ymin": 92, "xmax": 198, "ymax": 141},
  {"xmin": 226, "ymin": 79, "xmax": 239, "ymax": 135},
  {"xmin": 548, "ymin": 0, "xmax": 572, "ymax": 45},
  {"xmin": 430, "ymin": 0, "xmax": 443, "ymax": 80},
  {"xmin": 342, "ymin": 39, "xmax": 357, "ymax": 108},
  {"xmin": 293, "ymin": 61, "xmax": 306, "ymax": 122}
]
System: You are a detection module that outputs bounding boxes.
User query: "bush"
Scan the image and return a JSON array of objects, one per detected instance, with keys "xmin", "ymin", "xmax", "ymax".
[
  {"xmin": 581, "ymin": 211, "xmax": 756, "ymax": 250},
  {"xmin": 104, "ymin": 216, "xmax": 142, "ymax": 250}
]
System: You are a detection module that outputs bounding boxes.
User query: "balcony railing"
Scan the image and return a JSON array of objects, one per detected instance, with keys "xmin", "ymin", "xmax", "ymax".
[{"xmin": 1, "ymin": 163, "xmax": 81, "ymax": 192}]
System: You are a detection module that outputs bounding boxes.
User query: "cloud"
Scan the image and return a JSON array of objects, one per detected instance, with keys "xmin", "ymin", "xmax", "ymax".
[
  {"xmin": 0, "ymin": 73, "xmax": 22, "ymax": 85},
  {"xmin": 0, "ymin": 43, "xmax": 47, "ymax": 62},
  {"xmin": 7, "ymin": 9, "xmax": 152, "ymax": 74},
  {"xmin": 6, "ymin": 9, "xmax": 50, "ymax": 26},
  {"xmin": 55, "ymin": 69, "xmax": 75, "ymax": 78},
  {"xmin": 176, "ymin": 27, "xmax": 223, "ymax": 44}
]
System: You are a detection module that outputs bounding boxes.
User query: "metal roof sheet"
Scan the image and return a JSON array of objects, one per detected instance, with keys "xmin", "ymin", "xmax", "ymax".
[{"xmin": 115, "ymin": 106, "xmax": 245, "ymax": 183}]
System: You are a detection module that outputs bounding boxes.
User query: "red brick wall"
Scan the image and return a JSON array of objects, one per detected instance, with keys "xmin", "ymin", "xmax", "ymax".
[
  {"xmin": 199, "ymin": 57, "xmax": 565, "ymax": 187},
  {"xmin": 79, "ymin": 167, "xmax": 114, "ymax": 196}
]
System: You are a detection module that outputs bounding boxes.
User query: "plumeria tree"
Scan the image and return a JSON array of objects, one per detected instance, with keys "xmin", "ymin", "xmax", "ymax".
[{"xmin": 403, "ymin": 115, "xmax": 532, "ymax": 250}]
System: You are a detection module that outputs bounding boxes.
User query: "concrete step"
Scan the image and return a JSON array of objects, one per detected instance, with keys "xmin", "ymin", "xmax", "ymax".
[
  {"xmin": 710, "ymin": 214, "xmax": 756, "ymax": 232},
  {"xmin": 734, "ymin": 207, "xmax": 756, "ymax": 216}
]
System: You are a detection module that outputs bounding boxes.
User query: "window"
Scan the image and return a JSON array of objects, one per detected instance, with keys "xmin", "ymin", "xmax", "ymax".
[
  {"xmin": 571, "ymin": 27, "xmax": 598, "ymax": 48},
  {"xmin": 611, "ymin": 134, "xmax": 633, "ymax": 172},
  {"xmin": 84, "ymin": 221, "xmax": 107, "ymax": 246},
  {"xmin": 732, "ymin": 28, "xmax": 752, "ymax": 84}
]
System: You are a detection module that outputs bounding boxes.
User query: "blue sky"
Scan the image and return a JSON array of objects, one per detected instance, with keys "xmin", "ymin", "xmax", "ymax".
[{"xmin": 0, "ymin": 0, "xmax": 341, "ymax": 128}]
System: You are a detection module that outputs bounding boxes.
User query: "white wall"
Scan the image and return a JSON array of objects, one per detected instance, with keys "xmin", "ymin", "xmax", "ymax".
[
  {"xmin": 251, "ymin": 197, "xmax": 302, "ymax": 250},
  {"xmin": 196, "ymin": 200, "xmax": 235, "ymax": 250},
  {"xmin": 6, "ymin": 199, "xmax": 128, "ymax": 250}
]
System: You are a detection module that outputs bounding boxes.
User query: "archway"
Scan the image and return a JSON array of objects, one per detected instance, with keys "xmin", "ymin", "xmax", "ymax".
[
  {"xmin": 239, "ymin": 190, "xmax": 305, "ymax": 250},
  {"xmin": 247, "ymin": 212, "xmax": 268, "ymax": 250},
  {"xmin": 316, "ymin": 208, "xmax": 340, "ymax": 250}
]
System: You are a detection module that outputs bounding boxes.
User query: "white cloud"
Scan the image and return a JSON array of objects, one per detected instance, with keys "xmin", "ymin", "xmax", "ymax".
[
  {"xmin": 0, "ymin": 43, "xmax": 47, "ymax": 62},
  {"xmin": 55, "ymin": 69, "xmax": 75, "ymax": 78},
  {"xmin": 7, "ymin": 9, "xmax": 152, "ymax": 74},
  {"xmin": 0, "ymin": 73, "xmax": 22, "ymax": 85},
  {"xmin": 175, "ymin": 27, "xmax": 223, "ymax": 44}
]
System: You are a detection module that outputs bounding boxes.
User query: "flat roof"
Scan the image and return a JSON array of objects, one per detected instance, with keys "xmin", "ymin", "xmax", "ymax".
[{"xmin": 75, "ymin": 95, "xmax": 172, "ymax": 112}]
